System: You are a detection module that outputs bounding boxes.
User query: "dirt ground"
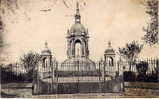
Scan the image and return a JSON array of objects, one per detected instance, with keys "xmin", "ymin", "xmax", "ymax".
[{"xmin": 1, "ymin": 82, "xmax": 159, "ymax": 98}]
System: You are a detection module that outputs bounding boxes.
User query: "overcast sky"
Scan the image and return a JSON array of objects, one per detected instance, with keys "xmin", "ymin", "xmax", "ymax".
[{"xmin": 1, "ymin": 0, "xmax": 158, "ymax": 64}]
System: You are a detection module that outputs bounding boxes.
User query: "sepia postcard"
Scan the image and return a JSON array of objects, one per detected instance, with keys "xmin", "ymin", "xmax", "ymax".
[{"xmin": 0, "ymin": 0, "xmax": 158, "ymax": 98}]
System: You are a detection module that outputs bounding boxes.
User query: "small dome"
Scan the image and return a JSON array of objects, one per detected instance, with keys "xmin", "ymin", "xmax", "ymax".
[
  {"xmin": 70, "ymin": 23, "xmax": 87, "ymax": 35},
  {"xmin": 105, "ymin": 48, "xmax": 115, "ymax": 54},
  {"xmin": 41, "ymin": 42, "xmax": 52, "ymax": 55},
  {"xmin": 41, "ymin": 49, "xmax": 51, "ymax": 55},
  {"xmin": 104, "ymin": 41, "xmax": 115, "ymax": 55}
]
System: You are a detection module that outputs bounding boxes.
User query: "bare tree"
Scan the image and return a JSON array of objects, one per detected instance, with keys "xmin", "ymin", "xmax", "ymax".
[
  {"xmin": 20, "ymin": 51, "xmax": 40, "ymax": 80},
  {"xmin": 119, "ymin": 41, "xmax": 143, "ymax": 71},
  {"xmin": 143, "ymin": 0, "xmax": 158, "ymax": 45}
]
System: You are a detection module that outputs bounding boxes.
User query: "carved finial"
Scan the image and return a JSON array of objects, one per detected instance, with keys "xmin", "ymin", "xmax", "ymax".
[
  {"xmin": 75, "ymin": 1, "xmax": 81, "ymax": 23},
  {"xmin": 76, "ymin": 2, "xmax": 79, "ymax": 13},
  {"xmin": 45, "ymin": 41, "xmax": 48, "ymax": 48},
  {"xmin": 108, "ymin": 41, "xmax": 111, "ymax": 47}
]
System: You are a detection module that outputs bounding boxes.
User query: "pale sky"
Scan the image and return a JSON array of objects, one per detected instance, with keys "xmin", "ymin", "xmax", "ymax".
[{"xmin": 1, "ymin": 0, "xmax": 158, "ymax": 64}]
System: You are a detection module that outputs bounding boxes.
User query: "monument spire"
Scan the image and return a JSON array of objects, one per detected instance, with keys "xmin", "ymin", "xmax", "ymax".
[{"xmin": 75, "ymin": 2, "xmax": 81, "ymax": 23}]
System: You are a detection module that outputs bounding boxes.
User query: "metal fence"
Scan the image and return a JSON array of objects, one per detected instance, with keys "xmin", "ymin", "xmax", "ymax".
[
  {"xmin": 1, "ymin": 58, "xmax": 158, "ymax": 95},
  {"xmin": 122, "ymin": 59, "xmax": 159, "ymax": 82},
  {"xmin": 0, "ymin": 64, "xmax": 32, "ymax": 98},
  {"xmin": 0, "ymin": 64, "xmax": 28, "ymax": 84},
  {"xmin": 33, "ymin": 61, "xmax": 124, "ymax": 94}
]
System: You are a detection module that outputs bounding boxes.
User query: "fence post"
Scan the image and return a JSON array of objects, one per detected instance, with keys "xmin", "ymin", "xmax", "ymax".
[
  {"xmin": 0, "ymin": 66, "xmax": 1, "ymax": 98},
  {"xmin": 51, "ymin": 57, "xmax": 53, "ymax": 93},
  {"xmin": 157, "ymin": 59, "xmax": 159, "ymax": 82},
  {"xmin": 122, "ymin": 60, "xmax": 125, "ymax": 92},
  {"xmin": 98, "ymin": 62, "xmax": 102, "ymax": 93}
]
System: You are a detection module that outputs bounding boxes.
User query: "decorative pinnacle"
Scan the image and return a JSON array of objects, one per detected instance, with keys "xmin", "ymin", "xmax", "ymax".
[
  {"xmin": 76, "ymin": 2, "xmax": 80, "ymax": 14},
  {"xmin": 108, "ymin": 41, "xmax": 111, "ymax": 47},
  {"xmin": 45, "ymin": 41, "xmax": 48, "ymax": 49},
  {"xmin": 75, "ymin": 1, "xmax": 81, "ymax": 23}
]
